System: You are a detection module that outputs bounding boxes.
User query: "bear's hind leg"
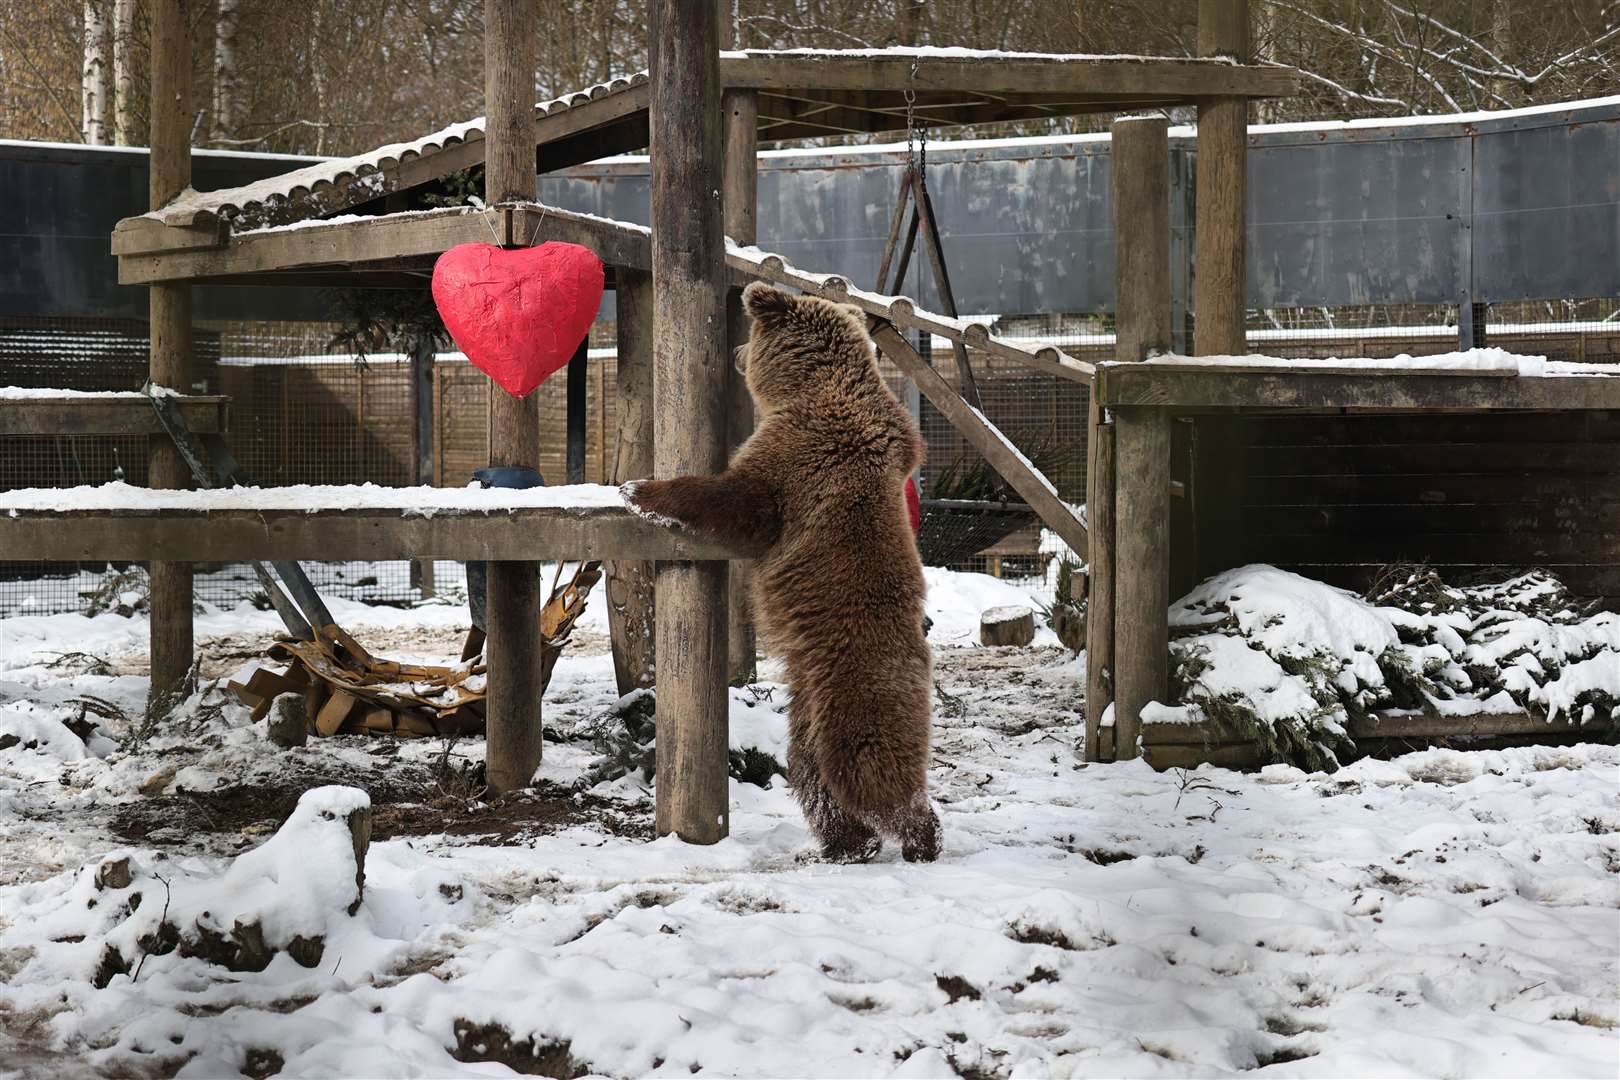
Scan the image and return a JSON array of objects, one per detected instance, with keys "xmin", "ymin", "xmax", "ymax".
[
  {"xmin": 896, "ymin": 792, "xmax": 941, "ymax": 863},
  {"xmin": 790, "ymin": 735, "xmax": 880, "ymax": 864}
]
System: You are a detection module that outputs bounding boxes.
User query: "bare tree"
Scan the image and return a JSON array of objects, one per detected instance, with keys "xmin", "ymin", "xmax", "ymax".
[
  {"xmin": 112, "ymin": 0, "xmax": 136, "ymax": 144},
  {"xmin": 212, "ymin": 0, "xmax": 241, "ymax": 142}
]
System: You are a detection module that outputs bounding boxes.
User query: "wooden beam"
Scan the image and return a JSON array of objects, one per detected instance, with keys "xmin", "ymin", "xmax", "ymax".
[
  {"xmin": 1107, "ymin": 115, "xmax": 1175, "ymax": 762},
  {"xmin": 723, "ymin": 84, "xmax": 760, "ymax": 685},
  {"xmin": 0, "ymin": 395, "xmax": 227, "ymax": 437},
  {"xmin": 147, "ymin": 0, "xmax": 194, "ymax": 708},
  {"xmin": 721, "ymin": 54, "xmax": 1296, "ymax": 100},
  {"xmin": 482, "ymin": 0, "xmax": 544, "ymax": 796},
  {"xmin": 1194, "ymin": 0, "xmax": 1250, "ymax": 356},
  {"xmin": 1083, "ymin": 405, "xmax": 1115, "ymax": 763},
  {"xmin": 1348, "ymin": 711, "xmax": 1600, "ymax": 740},
  {"xmin": 606, "ymin": 269, "xmax": 657, "ymax": 697},
  {"xmin": 1095, "ymin": 366, "xmax": 1620, "ymax": 411},
  {"xmin": 730, "ymin": 249, "xmax": 1094, "ymax": 383},
  {"xmin": 1111, "ymin": 407, "xmax": 1172, "ymax": 761},
  {"xmin": 0, "ymin": 504, "xmax": 760, "ymax": 563},
  {"xmin": 651, "ymin": 0, "xmax": 731, "ymax": 845},
  {"xmin": 871, "ymin": 323, "xmax": 1088, "ymax": 557}
]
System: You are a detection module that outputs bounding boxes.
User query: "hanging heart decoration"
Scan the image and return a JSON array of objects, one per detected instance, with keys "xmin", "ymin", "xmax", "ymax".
[{"xmin": 431, "ymin": 241, "xmax": 605, "ymax": 399}]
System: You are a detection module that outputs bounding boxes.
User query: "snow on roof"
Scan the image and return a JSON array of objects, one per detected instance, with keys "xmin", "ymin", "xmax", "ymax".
[
  {"xmin": 0, "ymin": 137, "xmax": 319, "ymax": 162},
  {"xmin": 718, "ymin": 46, "xmax": 1225, "ymax": 64}
]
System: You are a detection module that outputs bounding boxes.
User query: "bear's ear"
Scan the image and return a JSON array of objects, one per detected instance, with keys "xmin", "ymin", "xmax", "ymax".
[{"xmin": 743, "ymin": 282, "xmax": 794, "ymax": 321}]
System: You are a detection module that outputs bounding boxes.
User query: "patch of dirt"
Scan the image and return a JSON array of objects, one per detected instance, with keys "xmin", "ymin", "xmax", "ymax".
[
  {"xmin": 936, "ymin": 974, "xmax": 982, "ymax": 1003},
  {"xmin": 110, "ymin": 762, "xmax": 650, "ymax": 851},
  {"xmin": 452, "ymin": 1021, "xmax": 587, "ymax": 1078}
]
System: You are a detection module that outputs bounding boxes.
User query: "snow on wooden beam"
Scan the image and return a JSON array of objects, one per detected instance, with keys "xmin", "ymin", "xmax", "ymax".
[
  {"xmin": 0, "ymin": 393, "xmax": 227, "ymax": 437},
  {"xmin": 1094, "ymin": 360, "xmax": 1620, "ymax": 411},
  {"xmin": 0, "ymin": 484, "xmax": 759, "ymax": 564}
]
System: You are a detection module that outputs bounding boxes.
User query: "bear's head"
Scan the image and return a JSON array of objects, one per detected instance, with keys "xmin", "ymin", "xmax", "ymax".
[{"xmin": 738, "ymin": 282, "xmax": 880, "ymax": 414}]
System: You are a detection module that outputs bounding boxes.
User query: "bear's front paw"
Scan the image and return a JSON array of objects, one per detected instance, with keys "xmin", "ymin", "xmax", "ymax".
[{"xmin": 620, "ymin": 479, "xmax": 682, "ymax": 529}]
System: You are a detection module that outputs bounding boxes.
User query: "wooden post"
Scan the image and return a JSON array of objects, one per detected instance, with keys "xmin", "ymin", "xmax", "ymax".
[
  {"xmin": 481, "ymin": 0, "xmax": 543, "ymax": 794},
  {"xmin": 606, "ymin": 269, "xmax": 657, "ymax": 696},
  {"xmin": 1083, "ymin": 396, "xmax": 1114, "ymax": 762},
  {"xmin": 566, "ymin": 337, "xmax": 588, "ymax": 484},
  {"xmin": 146, "ymin": 0, "xmax": 193, "ymax": 708},
  {"xmin": 1194, "ymin": 0, "xmax": 1249, "ymax": 356},
  {"xmin": 650, "ymin": 0, "xmax": 730, "ymax": 843},
  {"xmin": 409, "ymin": 331, "xmax": 436, "ymax": 597},
  {"xmin": 722, "ymin": 84, "xmax": 759, "ymax": 683},
  {"xmin": 1108, "ymin": 115, "xmax": 1173, "ymax": 760}
]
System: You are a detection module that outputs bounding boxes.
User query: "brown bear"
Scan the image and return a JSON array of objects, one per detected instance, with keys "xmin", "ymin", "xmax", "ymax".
[{"xmin": 622, "ymin": 281, "xmax": 940, "ymax": 863}]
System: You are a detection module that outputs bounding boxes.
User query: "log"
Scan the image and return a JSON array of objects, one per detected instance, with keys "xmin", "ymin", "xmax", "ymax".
[
  {"xmin": 650, "ymin": 0, "xmax": 731, "ymax": 844},
  {"xmin": 723, "ymin": 84, "xmax": 760, "ymax": 683},
  {"xmin": 147, "ymin": 0, "xmax": 194, "ymax": 710},
  {"xmin": 980, "ymin": 605, "xmax": 1035, "ymax": 647},
  {"xmin": 482, "ymin": 0, "xmax": 545, "ymax": 795},
  {"xmin": 606, "ymin": 268, "xmax": 658, "ymax": 696},
  {"xmin": 268, "ymin": 693, "xmax": 309, "ymax": 748}
]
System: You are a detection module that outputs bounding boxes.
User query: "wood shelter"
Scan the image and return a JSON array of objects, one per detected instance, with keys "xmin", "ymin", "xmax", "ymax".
[{"xmin": 7, "ymin": 0, "xmax": 1611, "ymax": 822}]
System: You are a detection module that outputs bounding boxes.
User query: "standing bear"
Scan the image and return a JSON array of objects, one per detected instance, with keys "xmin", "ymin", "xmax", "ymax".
[{"xmin": 622, "ymin": 281, "xmax": 940, "ymax": 863}]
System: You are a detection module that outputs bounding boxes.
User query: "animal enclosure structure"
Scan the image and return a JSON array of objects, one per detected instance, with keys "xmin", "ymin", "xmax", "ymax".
[{"xmin": 0, "ymin": 1, "xmax": 1613, "ymax": 829}]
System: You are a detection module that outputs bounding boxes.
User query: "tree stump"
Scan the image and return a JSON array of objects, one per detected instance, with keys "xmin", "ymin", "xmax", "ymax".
[
  {"xmin": 268, "ymin": 693, "xmax": 308, "ymax": 748},
  {"xmin": 980, "ymin": 605, "xmax": 1035, "ymax": 647}
]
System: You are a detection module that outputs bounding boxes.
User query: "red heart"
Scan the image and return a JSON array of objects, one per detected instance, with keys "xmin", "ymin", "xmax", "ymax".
[{"xmin": 431, "ymin": 242, "xmax": 605, "ymax": 399}]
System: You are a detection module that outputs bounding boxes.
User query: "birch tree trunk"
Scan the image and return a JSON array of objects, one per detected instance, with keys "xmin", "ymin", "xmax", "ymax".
[
  {"xmin": 112, "ymin": 0, "xmax": 135, "ymax": 144},
  {"xmin": 81, "ymin": 0, "xmax": 110, "ymax": 145},
  {"xmin": 213, "ymin": 0, "xmax": 241, "ymax": 142}
]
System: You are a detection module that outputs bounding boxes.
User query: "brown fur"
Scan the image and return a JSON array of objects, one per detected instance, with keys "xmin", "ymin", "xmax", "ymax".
[{"xmin": 624, "ymin": 282, "xmax": 939, "ymax": 862}]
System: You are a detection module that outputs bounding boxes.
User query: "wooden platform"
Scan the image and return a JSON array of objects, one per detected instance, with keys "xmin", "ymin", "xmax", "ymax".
[{"xmin": 0, "ymin": 394, "xmax": 228, "ymax": 436}]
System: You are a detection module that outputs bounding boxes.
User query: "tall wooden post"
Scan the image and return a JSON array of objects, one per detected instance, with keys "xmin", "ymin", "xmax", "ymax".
[
  {"xmin": 606, "ymin": 269, "xmax": 657, "ymax": 696},
  {"xmin": 482, "ymin": 0, "xmax": 543, "ymax": 793},
  {"xmin": 1109, "ymin": 116, "xmax": 1173, "ymax": 760},
  {"xmin": 409, "ymin": 332, "xmax": 435, "ymax": 597},
  {"xmin": 566, "ymin": 338, "xmax": 588, "ymax": 484},
  {"xmin": 1194, "ymin": 0, "xmax": 1249, "ymax": 356},
  {"xmin": 146, "ymin": 0, "xmax": 193, "ymax": 708},
  {"xmin": 1083, "ymin": 396, "xmax": 1114, "ymax": 761},
  {"xmin": 650, "ymin": 0, "xmax": 730, "ymax": 843},
  {"xmin": 722, "ymin": 83, "xmax": 759, "ymax": 683}
]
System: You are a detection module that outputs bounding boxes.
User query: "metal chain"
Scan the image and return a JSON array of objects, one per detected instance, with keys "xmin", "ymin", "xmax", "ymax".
[{"xmin": 903, "ymin": 61, "xmax": 918, "ymax": 176}]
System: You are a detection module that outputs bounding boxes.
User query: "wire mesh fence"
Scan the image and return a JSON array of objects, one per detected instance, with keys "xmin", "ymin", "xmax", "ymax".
[{"xmin": 2, "ymin": 301, "xmax": 1615, "ymax": 616}]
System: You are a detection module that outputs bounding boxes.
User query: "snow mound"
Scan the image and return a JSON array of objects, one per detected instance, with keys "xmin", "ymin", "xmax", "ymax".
[{"xmin": 1165, "ymin": 565, "xmax": 1617, "ymax": 768}]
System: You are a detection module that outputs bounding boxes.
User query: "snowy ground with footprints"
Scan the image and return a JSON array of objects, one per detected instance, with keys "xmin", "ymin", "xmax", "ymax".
[{"xmin": 0, "ymin": 569, "xmax": 1615, "ymax": 1078}]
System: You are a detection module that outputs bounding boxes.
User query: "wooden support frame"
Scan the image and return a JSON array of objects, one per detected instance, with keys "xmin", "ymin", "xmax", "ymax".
[
  {"xmin": 651, "ymin": 0, "xmax": 731, "ymax": 845},
  {"xmin": 0, "ymin": 396, "xmax": 227, "ymax": 437},
  {"xmin": 1083, "ymin": 400, "xmax": 1115, "ymax": 763},
  {"xmin": 870, "ymin": 323, "xmax": 1087, "ymax": 558},
  {"xmin": 1193, "ymin": 0, "xmax": 1250, "ymax": 356}
]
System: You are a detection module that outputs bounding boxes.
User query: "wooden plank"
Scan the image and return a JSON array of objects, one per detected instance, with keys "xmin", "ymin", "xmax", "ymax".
[
  {"xmin": 723, "ymin": 84, "xmax": 760, "ymax": 684},
  {"xmin": 1112, "ymin": 408, "xmax": 1172, "ymax": 761},
  {"xmin": 1194, "ymin": 0, "xmax": 1249, "ymax": 356},
  {"xmin": 0, "ymin": 396, "xmax": 228, "ymax": 437},
  {"xmin": 1096, "ymin": 366, "xmax": 1620, "ymax": 411},
  {"xmin": 1112, "ymin": 116, "xmax": 1172, "ymax": 363},
  {"xmin": 0, "ymin": 505, "xmax": 757, "ymax": 569},
  {"xmin": 606, "ymin": 269, "xmax": 658, "ymax": 696},
  {"xmin": 651, "ymin": 0, "xmax": 731, "ymax": 845},
  {"xmin": 721, "ymin": 54, "xmax": 1297, "ymax": 100},
  {"xmin": 871, "ymin": 323, "xmax": 1088, "ymax": 557},
  {"xmin": 482, "ymin": 0, "xmax": 544, "ymax": 796},
  {"xmin": 147, "ymin": 0, "xmax": 194, "ymax": 709}
]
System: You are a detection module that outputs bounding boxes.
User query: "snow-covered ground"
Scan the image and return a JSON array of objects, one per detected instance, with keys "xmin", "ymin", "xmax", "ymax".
[{"xmin": 0, "ymin": 571, "xmax": 1616, "ymax": 1078}]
